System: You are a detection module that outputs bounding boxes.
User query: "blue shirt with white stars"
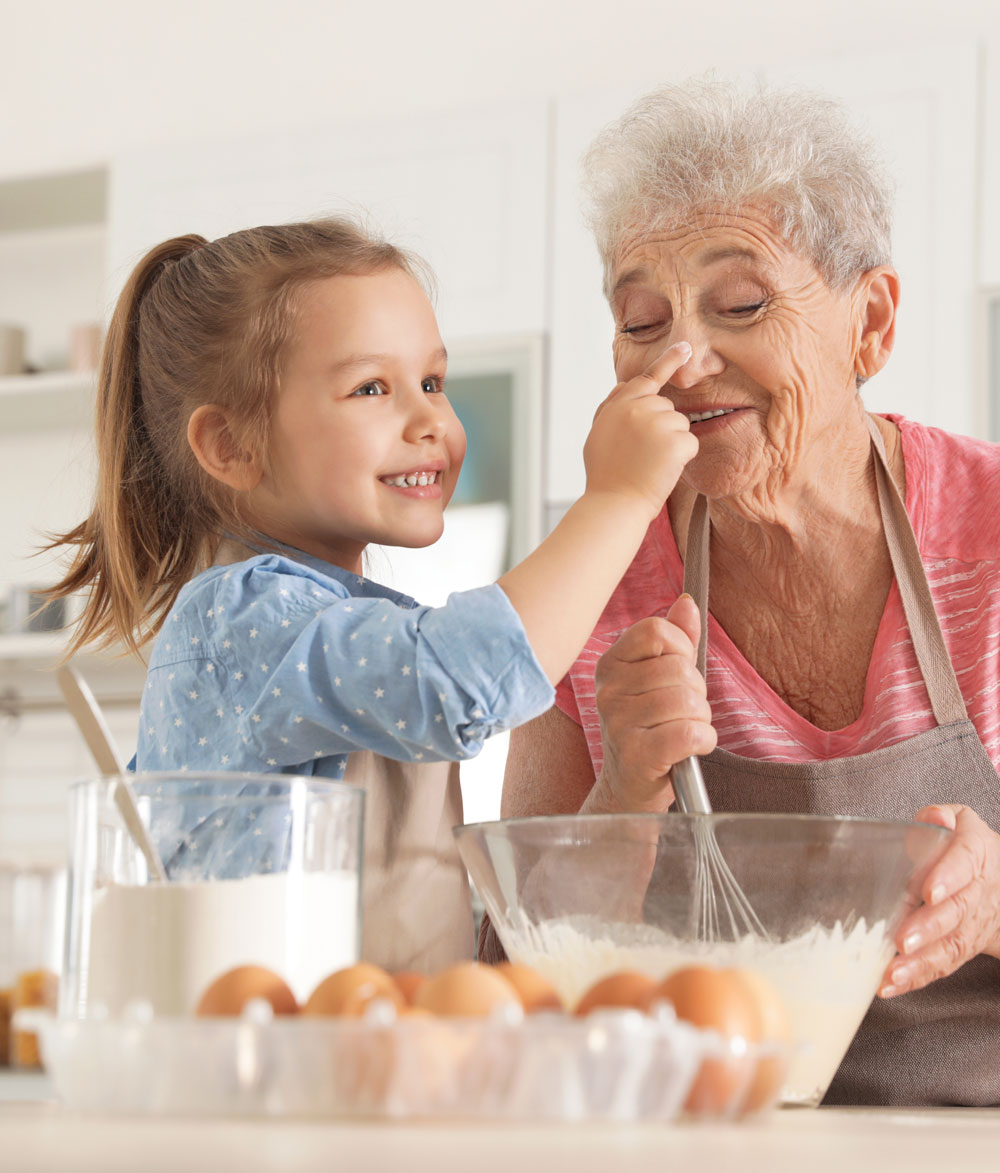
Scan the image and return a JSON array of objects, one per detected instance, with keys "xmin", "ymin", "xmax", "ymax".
[{"xmin": 132, "ymin": 545, "xmax": 553, "ymax": 878}]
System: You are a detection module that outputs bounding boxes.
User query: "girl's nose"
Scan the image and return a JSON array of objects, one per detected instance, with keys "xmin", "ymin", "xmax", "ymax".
[{"xmin": 403, "ymin": 395, "xmax": 449, "ymax": 442}]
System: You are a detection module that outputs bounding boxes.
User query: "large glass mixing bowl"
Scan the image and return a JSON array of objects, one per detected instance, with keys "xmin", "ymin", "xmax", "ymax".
[{"xmin": 455, "ymin": 812, "xmax": 951, "ymax": 1106}]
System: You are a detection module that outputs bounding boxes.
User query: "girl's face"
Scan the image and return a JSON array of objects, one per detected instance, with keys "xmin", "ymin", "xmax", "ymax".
[{"xmin": 249, "ymin": 268, "xmax": 466, "ymax": 573}]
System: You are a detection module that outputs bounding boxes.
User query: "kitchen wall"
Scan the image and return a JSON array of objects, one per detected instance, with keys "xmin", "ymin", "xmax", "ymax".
[
  {"xmin": 2, "ymin": 0, "xmax": 999, "ymax": 842},
  {"xmin": 3, "ymin": 0, "xmax": 998, "ymax": 177}
]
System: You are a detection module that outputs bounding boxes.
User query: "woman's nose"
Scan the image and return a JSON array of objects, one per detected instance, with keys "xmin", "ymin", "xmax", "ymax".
[{"xmin": 665, "ymin": 331, "xmax": 725, "ymax": 390}]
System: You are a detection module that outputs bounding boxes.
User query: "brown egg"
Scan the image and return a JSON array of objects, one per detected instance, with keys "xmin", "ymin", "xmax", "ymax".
[
  {"xmin": 651, "ymin": 965, "xmax": 762, "ymax": 1116},
  {"xmin": 392, "ymin": 970, "xmax": 428, "ymax": 1006},
  {"xmin": 304, "ymin": 963, "xmax": 405, "ymax": 1017},
  {"xmin": 735, "ymin": 968, "xmax": 791, "ymax": 1113},
  {"xmin": 574, "ymin": 971, "xmax": 658, "ymax": 1016},
  {"xmin": 396, "ymin": 1004, "xmax": 433, "ymax": 1018},
  {"xmin": 495, "ymin": 963, "xmax": 564, "ymax": 1013},
  {"xmin": 196, "ymin": 964, "xmax": 298, "ymax": 1017},
  {"xmin": 413, "ymin": 961, "xmax": 521, "ymax": 1017}
]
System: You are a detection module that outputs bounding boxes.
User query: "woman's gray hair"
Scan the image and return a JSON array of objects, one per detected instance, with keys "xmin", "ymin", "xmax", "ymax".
[{"xmin": 583, "ymin": 77, "xmax": 894, "ymax": 295}]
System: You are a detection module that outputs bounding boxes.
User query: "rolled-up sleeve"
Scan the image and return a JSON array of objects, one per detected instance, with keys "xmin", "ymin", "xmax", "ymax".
[{"xmin": 237, "ymin": 577, "xmax": 553, "ymax": 767}]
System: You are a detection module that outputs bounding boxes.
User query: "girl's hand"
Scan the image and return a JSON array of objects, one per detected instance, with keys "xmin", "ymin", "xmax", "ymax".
[
  {"xmin": 879, "ymin": 804, "xmax": 1000, "ymax": 998},
  {"xmin": 583, "ymin": 596, "xmax": 717, "ymax": 814},
  {"xmin": 584, "ymin": 342, "xmax": 698, "ymax": 520}
]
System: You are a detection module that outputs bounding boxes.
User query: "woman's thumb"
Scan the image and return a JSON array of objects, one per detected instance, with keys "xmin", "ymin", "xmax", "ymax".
[{"xmin": 666, "ymin": 593, "xmax": 702, "ymax": 657}]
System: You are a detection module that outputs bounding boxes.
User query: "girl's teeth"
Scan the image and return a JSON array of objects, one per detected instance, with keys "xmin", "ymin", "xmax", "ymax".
[
  {"xmin": 687, "ymin": 408, "xmax": 737, "ymax": 423},
  {"xmin": 383, "ymin": 472, "xmax": 437, "ymax": 487}
]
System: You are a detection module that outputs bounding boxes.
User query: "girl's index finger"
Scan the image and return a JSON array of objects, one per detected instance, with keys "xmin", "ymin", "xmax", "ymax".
[{"xmin": 620, "ymin": 341, "xmax": 693, "ymax": 400}]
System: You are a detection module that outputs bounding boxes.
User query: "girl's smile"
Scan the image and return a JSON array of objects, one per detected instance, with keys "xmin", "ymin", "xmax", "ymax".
[{"xmin": 379, "ymin": 465, "xmax": 444, "ymax": 492}]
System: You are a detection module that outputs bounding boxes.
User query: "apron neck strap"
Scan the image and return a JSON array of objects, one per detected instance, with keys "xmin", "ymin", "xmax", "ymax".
[{"xmin": 682, "ymin": 415, "xmax": 968, "ymax": 725}]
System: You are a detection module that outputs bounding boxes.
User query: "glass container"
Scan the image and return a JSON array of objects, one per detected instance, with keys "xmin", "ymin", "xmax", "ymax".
[{"xmin": 63, "ymin": 772, "xmax": 364, "ymax": 1019}]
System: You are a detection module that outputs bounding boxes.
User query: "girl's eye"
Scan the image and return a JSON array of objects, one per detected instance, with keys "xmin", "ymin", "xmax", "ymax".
[
  {"xmin": 351, "ymin": 382, "xmax": 386, "ymax": 397},
  {"xmin": 422, "ymin": 376, "xmax": 445, "ymax": 394}
]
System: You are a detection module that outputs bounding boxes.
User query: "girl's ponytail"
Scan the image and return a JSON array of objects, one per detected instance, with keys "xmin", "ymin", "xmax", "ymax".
[{"xmin": 47, "ymin": 236, "xmax": 210, "ymax": 656}]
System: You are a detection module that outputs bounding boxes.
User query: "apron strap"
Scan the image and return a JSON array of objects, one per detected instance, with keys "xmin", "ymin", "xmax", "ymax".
[{"xmin": 682, "ymin": 415, "xmax": 968, "ymax": 725}]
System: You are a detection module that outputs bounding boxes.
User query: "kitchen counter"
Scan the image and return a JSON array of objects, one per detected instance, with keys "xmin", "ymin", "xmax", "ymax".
[{"xmin": 2, "ymin": 1086, "xmax": 998, "ymax": 1173}]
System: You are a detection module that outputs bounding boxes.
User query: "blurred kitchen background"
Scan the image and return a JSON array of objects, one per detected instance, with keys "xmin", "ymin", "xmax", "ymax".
[{"xmin": 0, "ymin": 0, "xmax": 999, "ymax": 884}]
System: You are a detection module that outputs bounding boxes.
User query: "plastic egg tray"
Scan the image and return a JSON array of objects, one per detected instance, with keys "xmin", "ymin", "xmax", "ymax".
[{"xmin": 15, "ymin": 1003, "xmax": 787, "ymax": 1122}]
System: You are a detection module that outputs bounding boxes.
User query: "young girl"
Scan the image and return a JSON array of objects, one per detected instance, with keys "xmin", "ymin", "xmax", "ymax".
[{"xmin": 50, "ymin": 218, "xmax": 699, "ymax": 968}]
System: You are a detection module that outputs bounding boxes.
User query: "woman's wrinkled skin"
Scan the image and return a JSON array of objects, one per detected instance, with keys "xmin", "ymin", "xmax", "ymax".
[{"xmin": 502, "ymin": 206, "xmax": 1000, "ymax": 996}]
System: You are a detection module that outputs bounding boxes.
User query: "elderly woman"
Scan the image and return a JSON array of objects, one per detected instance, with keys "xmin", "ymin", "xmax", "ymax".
[{"xmin": 487, "ymin": 80, "xmax": 1000, "ymax": 1106}]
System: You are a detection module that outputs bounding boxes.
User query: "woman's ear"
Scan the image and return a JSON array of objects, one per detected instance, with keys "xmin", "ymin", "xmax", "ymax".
[
  {"xmin": 853, "ymin": 266, "xmax": 900, "ymax": 381},
  {"xmin": 187, "ymin": 405, "xmax": 263, "ymax": 492}
]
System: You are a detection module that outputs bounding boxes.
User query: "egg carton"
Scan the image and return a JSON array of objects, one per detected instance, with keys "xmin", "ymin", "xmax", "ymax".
[{"xmin": 14, "ymin": 1003, "xmax": 786, "ymax": 1122}]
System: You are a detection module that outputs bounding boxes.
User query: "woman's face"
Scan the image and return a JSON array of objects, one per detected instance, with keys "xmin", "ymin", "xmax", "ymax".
[{"xmin": 610, "ymin": 209, "xmax": 866, "ymax": 506}]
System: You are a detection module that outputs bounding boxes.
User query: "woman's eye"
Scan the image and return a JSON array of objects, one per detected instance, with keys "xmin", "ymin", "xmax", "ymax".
[
  {"xmin": 620, "ymin": 323, "xmax": 660, "ymax": 337},
  {"xmin": 726, "ymin": 302, "xmax": 765, "ymax": 317},
  {"xmin": 351, "ymin": 382, "xmax": 386, "ymax": 397}
]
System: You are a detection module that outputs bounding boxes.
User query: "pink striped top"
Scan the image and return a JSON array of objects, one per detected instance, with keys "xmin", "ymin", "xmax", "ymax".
[{"xmin": 555, "ymin": 416, "xmax": 1000, "ymax": 774}]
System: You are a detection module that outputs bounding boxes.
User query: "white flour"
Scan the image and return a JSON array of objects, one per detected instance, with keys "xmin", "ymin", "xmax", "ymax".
[
  {"xmin": 84, "ymin": 870, "xmax": 360, "ymax": 1016},
  {"xmin": 504, "ymin": 915, "xmax": 894, "ymax": 1104}
]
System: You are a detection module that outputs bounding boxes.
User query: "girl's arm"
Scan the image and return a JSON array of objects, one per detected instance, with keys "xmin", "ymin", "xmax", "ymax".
[{"xmin": 497, "ymin": 343, "xmax": 697, "ymax": 684}]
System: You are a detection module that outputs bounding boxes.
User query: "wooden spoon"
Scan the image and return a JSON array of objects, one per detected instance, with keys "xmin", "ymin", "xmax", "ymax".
[{"xmin": 57, "ymin": 663, "xmax": 168, "ymax": 882}]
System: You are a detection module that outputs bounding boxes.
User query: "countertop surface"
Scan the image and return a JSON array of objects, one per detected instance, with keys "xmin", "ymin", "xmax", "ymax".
[{"xmin": 2, "ymin": 1078, "xmax": 999, "ymax": 1173}]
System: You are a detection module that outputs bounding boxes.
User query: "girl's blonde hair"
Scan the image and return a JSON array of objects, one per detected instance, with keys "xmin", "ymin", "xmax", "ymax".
[{"xmin": 48, "ymin": 217, "xmax": 428, "ymax": 657}]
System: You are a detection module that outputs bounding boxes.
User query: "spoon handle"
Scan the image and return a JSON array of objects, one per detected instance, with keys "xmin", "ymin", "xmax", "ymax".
[
  {"xmin": 112, "ymin": 777, "xmax": 168, "ymax": 882},
  {"xmin": 57, "ymin": 664, "xmax": 168, "ymax": 882}
]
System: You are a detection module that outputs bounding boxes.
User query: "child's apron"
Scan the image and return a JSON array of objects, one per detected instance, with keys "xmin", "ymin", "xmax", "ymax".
[
  {"xmin": 343, "ymin": 750, "xmax": 474, "ymax": 972},
  {"xmin": 680, "ymin": 416, "xmax": 1000, "ymax": 1105}
]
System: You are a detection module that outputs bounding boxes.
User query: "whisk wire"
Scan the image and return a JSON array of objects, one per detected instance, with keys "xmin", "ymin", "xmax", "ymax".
[{"xmin": 672, "ymin": 757, "xmax": 769, "ymax": 942}]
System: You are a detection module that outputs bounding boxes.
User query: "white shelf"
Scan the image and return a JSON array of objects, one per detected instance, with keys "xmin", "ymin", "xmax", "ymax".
[
  {"xmin": 0, "ymin": 634, "xmax": 146, "ymax": 713},
  {"xmin": 0, "ymin": 371, "xmax": 95, "ymax": 432},
  {"xmin": 0, "ymin": 1070, "xmax": 53, "ymax": 1102},
  {"xmin": 0, "ymin": 633, "xmax": 65, "ymax": 664}
]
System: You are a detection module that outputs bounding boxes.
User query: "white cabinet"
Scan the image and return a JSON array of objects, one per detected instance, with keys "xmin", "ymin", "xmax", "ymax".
[
  {"xmin": 108, "ymin": 101, "xmax": 551, "ymax": 344},
  {"xmin": 547, "ymin": 82, "xmax": 645, "ymax": 509},
  {"xmin": 764, "ymin": 40, "xmax": 982, "ymax": 439},
  {"xmin": 982, "ymin": 31, "xmax": 1000, "ymax": 287}
]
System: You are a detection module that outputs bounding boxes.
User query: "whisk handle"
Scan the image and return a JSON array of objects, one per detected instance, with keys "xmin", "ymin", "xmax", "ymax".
[{"xmin": 670, "ymin": 756, "xmax": 713, "ymax": 814}]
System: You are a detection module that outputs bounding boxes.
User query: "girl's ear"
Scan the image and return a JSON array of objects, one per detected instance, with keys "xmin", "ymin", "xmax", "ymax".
[
  {"xmin": 852, "ymin": 266, "xmax": 900, "ymax": 382},
  {"xmin": 187, "ymin": 405, "xmax": 263, "ymax": 492}
]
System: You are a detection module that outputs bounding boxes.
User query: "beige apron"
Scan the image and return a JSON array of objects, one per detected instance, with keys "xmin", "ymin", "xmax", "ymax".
[
  {"xmin": 682, "ymin": 416, "xmax": 1000, "ymax": 1106},
  {"xmin": 343, "ymin": 751, "xmax": 474, "ymax": 972}
]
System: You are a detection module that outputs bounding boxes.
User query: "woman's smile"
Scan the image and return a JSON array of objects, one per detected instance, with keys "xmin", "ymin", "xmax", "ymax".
[{"xmin": 681, "ymin": 405, "xmax": 751, "ymax": 431}]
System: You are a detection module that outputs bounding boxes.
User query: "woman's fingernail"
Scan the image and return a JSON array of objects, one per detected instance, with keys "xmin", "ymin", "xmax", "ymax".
[
  {"xmin": 879, "ymin": 983, "xmax": 897, "ymax": 998},
  {"xmin": 679, "ymin": 592, "xmax": 693, "ymax": 602},
  {"xmin": 902, "ymin": 932, "xmax": 922, "ymax": 954},
  {"xmin": 891, "ymin": 963, "xmax": 915, "ymax": 987},
  {"xmin": 929, "ymin": 884, "xmax": 947, "ymax": 904},
  {"xmin": 675, "ymin": 341, "xmax": 692, "ymax": 358}
]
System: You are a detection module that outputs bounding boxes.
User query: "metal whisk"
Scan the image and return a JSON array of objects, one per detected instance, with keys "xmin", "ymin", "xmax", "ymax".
[{"xmin": 670, "ymin": 757, "xmax": 768, "ymax": 941}]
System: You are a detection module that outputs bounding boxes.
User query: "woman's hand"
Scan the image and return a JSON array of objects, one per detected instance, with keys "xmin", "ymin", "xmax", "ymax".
[
  {"xmin": 879, "ymin": 804, "xmax": 1000, "ymax": 998},
  {"xmin": 582, "ymin": 595, "xmax": 717, "ymax": 814}
]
